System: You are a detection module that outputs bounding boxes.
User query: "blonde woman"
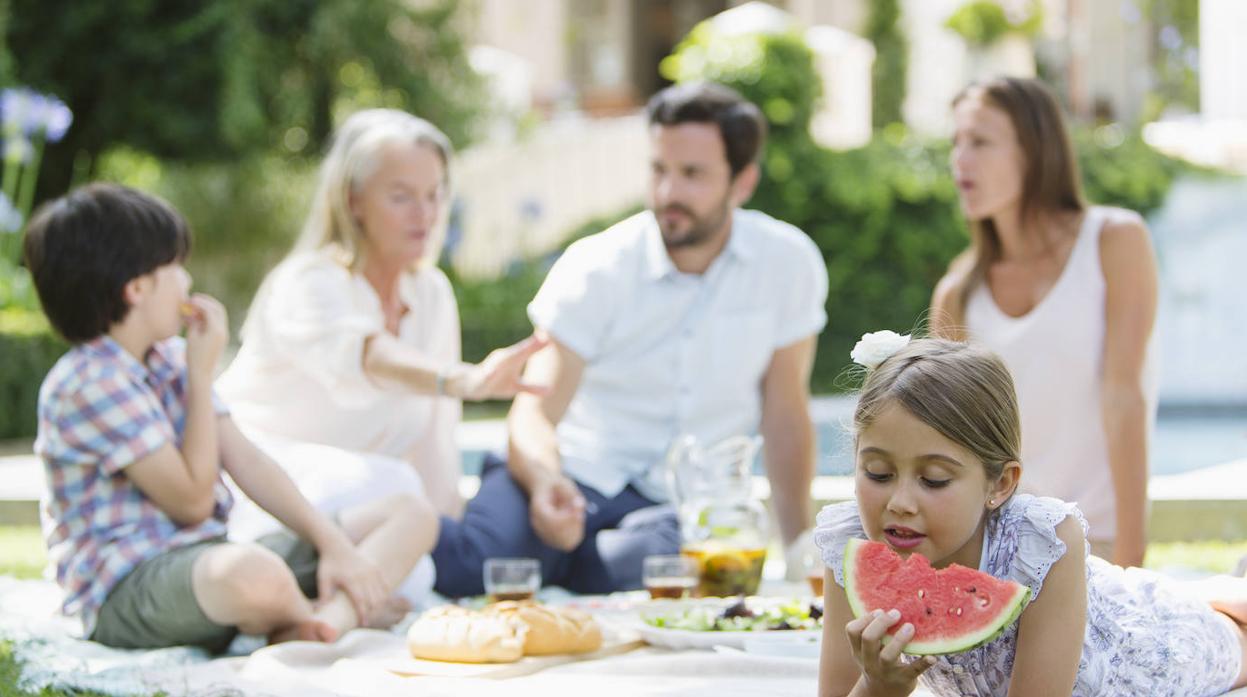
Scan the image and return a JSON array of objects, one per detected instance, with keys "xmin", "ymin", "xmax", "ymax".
[
  {"xmin": 218, "ymin": 110, "xmax": 544, "ymax": 604},
  {"xmin": 930, "ymin": 77, "xmax": 1158, "ymax": 567}
]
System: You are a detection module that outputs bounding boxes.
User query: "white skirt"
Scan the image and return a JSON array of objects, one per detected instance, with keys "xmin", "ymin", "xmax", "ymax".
[{"xmin": 225, "ymin": 431, "xmax": 437, "ymax": 608}]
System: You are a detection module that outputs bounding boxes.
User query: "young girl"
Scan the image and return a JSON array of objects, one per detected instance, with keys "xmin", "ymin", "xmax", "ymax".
[
  {"xmin": 930, "ymin": 77, "xmax": 1158, "ymax": 567},
  {"xmin": 816, "ymin": 333, "xmax": 1247, "ymax": 697}
]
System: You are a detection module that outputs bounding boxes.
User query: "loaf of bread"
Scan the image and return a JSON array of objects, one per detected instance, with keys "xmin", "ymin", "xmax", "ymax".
[
  {"xmin": 406, "ymin": 601, "xmax": 603, "ymax": 663},
  {"xmin": 484, "ymin": 601, "xmax": 603, "ymax": 656},
  {"xmin": 406, "ymin": 605, "xmax": 527, "ymax": 663}
]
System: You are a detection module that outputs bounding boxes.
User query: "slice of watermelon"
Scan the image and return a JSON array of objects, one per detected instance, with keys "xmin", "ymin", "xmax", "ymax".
[{"xmin": 843, "ymin": 538, "xmax": 1030, "ymax": 655}]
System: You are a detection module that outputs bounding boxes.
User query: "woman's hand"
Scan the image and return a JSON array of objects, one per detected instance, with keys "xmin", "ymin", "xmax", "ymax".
[
  {"xmin": 315, "ymin": 541, "xmax": 388, "ymax": 626},
  {"xmin": 452, "ymin": 334, "xmax": 550, "ymax": 401},
  {"xmin": 845, "ymin": 609, "xmax": 935, "ymax": 697}
]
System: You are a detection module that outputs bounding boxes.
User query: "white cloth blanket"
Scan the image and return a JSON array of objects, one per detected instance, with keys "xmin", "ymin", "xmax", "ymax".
[{"xmin": 4, "ymin": 577, "xmax": 1245, "ymax": 697}]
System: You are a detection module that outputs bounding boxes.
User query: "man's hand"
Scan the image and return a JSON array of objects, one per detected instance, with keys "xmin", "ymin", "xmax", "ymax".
[
  {"xmin": 183, "ymin": 294, "xmax": 228, "ymax": 381},
  {"xmin": 529, "ymin": 474, "xmax": 586, "ymax": 551},
  {"xmin": 454, "ymin": 334, "xmax": 550, "ymax": 401}
]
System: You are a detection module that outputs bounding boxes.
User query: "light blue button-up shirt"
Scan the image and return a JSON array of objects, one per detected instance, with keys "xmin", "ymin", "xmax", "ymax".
[{"xmin": 527, "ymin": 208, "xmax": 828, "ymax": 502}]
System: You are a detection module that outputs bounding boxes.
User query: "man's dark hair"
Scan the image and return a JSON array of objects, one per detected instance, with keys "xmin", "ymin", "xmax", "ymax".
[
  {"xmin": 23, "ymin": 183, "xmax": 191, "ymax": 343},
  {"xmin": 646, "ymin": 81, "xmax": 768, "ymax": 178}
]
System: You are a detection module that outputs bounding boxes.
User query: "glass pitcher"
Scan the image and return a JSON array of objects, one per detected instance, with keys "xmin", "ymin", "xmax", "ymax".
[{"xmin": 665, "ymin": 434, "xmax": 769, "ymax": 596}]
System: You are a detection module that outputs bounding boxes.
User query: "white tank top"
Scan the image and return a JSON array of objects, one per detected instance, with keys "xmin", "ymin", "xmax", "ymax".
[{"xmin": 964, "ymin": 206, "xmax": 1158, "ymax": 542}]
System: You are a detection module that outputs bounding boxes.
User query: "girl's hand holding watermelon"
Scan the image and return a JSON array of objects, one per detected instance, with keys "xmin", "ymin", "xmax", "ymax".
[{"xmin": 842, "ymin": 608, "xmax": 935, "ymax": 696}]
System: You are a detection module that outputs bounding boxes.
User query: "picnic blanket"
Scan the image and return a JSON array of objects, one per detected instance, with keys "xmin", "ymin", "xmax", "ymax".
[{"xmin": 4, "ymin": 576, "xmax": 1246, "ymax": 697}]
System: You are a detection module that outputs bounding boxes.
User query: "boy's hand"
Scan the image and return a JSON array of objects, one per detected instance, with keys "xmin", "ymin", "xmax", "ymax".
[
  {"xmin": 316, "ymin": 542, "xmax": 388, "ymax": 626},
  {"xmin": 845, "ymin": 609, "xmax": 936, "ymax": 697},
  {"xmin": 184, "ymin": 294, "xmax": 228, "ymax": 380}
]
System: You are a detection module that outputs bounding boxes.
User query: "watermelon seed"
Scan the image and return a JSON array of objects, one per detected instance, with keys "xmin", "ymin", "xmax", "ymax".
[
  {"xmin": 965, "ymin": 586, "xmax": 976, "ymax": 593},
  {"xmin": 955, "ymin": 608, "xmax": 962, "ymax": 616},
  {"xmin": 925, "ymin": 607, "xmax": 932, "ymax": 615},
  {"xmin": 917, "ymin": 589, "xmax": 925, "ymax": 599},
  {"xmin": 977, "ymin": 597, "xmax": 989, "ymax": 609}
]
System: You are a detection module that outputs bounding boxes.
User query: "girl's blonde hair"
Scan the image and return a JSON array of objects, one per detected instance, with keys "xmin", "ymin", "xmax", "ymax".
[
  {"xmin": 854, "ymin": 338, "xmax": 1021, "ymax": 481},
  {"xmin": 294, "ymin": 108, "xmax": 454, "ymax": 270}
]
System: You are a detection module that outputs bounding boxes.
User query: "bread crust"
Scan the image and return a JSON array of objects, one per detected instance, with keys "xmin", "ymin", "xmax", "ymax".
[
  {"xmin": 406, "ymin": 601, "xmax": 603, "ymax": 662},
  {"xmin": 485, "ymin": 601, "xmax": 604, "ymax": 655},
  {"xmin": 406, "ymin": 605, "xmax": 527, "ymax": 663}
]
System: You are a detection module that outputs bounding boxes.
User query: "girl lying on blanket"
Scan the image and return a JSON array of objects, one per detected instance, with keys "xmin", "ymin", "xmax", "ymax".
[{"xmin": 815, "ymin": 333, "xmax": 1247, "ymax": 697}]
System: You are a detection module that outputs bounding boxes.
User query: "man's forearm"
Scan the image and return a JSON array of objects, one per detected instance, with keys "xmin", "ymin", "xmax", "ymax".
[
  {"xmin": 766, "ymin": 428, "xmax": 815, "ymax": 545},
  {"xmin": 507, "ymin": 397, "xmax": 564, "ymax": 494}
]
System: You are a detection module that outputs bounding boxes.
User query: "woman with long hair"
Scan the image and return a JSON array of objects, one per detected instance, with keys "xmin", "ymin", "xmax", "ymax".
[{"xmin": 930, "ymin": 77, "xmax": 1159, "ymax": 567}]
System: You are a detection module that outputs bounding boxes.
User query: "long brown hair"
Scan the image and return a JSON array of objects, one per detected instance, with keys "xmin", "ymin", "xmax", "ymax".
[{"xmin": 950, "ymin": 77, "xmax": 1086, "ymax": 313}]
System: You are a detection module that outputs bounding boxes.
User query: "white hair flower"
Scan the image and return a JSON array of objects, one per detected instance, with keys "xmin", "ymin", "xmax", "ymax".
[{"xmin": 850, "ymin": 330, "xmax": 911, "ymax": 370}]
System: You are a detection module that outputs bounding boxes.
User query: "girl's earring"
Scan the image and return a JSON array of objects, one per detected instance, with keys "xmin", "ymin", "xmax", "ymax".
[{"xmin": 988, "ymin": 499, "xmax": 996, "ymax": 508}]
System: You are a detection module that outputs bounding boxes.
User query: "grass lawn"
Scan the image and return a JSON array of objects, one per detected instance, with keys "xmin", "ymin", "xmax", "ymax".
[{"xmin": 1, "ymin": 526, "xmax": 1245, "ymax": 696}]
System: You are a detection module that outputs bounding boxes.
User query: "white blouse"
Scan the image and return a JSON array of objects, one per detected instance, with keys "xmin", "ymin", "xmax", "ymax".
[{"xmin": 217, "ymin": 248, "xmax": 461, "ymax": 460}]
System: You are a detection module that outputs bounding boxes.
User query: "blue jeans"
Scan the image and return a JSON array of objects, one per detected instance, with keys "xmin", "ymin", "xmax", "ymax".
[{"xmin": 432, "ymin": 454, "xmax": 679, "ymax": 597}]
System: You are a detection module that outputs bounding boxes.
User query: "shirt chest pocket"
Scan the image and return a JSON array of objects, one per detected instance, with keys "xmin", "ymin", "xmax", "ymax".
[{"xmin": 708, "ymin": 312, "xmax": 775, "ymax": 383}]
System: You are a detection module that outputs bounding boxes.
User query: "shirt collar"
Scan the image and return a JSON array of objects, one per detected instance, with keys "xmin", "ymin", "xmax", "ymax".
[
  {"xmin": 643, "ymin": 209, "xmax": 754, "ymax": 281},
  {"xmin": 85, "ymin": 335, "xmax": 179, "ymax": 387}
]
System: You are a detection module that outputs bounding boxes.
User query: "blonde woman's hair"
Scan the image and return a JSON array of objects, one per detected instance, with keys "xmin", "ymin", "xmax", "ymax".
[
  {"xmin": 294, "ymin": 108, "xmax": 454, "ymax": 270},
  {"xmin": 854, "ymin": 338, "xmax": 1021, "ymax": 481}
]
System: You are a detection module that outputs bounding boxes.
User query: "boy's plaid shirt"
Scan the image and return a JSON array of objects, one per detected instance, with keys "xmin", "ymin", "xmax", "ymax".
[{"xmin": 35, "ymin": 335, "xmax": 233, "ymax": 636}]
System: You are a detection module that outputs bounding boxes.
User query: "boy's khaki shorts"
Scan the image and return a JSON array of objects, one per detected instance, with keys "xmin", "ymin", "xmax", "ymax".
[{"xmin": 91, "ymin": 532, "xmax": 319, "ymax": 653}]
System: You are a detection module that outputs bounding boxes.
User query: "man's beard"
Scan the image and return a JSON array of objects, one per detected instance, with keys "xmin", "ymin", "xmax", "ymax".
[{"xmin": 656, "ymin": 197, "xmax": 732, "ymax": 250}]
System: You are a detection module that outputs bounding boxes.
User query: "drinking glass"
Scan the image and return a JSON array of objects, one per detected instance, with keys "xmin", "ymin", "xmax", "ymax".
[
  {"xmin": 483, "ymin": 558, "xmax": 541, "ymax": 602},
  {"xmin": 642, "ymin": 554, "xmax": 699, "ymax": 599}
]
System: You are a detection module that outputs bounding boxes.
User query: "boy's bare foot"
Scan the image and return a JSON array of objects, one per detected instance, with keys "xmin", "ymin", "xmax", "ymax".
[
  {"xmin": 269, "ymin": 618, "xmax": 339, "ymax": 645},
  {"xmin": 365, "ymin": 596, "xmax": 412, "ymax": 629}
]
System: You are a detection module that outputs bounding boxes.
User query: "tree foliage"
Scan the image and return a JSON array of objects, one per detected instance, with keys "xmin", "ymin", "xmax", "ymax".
[
  {"xmin": 6, "ymin": 0, "xmax": 484, "ymax": 198},
  {"xmin": 863, "ymin": 0, "xmax": 908, "ymax": 129}
]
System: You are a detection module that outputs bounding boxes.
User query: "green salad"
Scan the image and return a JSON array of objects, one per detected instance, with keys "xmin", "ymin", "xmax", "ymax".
[{"xmin": 643, "ymin": 598, "xmax": 823, "ymax": 632}]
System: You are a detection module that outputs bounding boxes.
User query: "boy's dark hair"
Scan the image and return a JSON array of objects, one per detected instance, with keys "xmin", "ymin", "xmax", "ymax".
[
  {"xmin": 646, "ymin": 81, "xmax": 767, "ymax": 178},
  {"xmin": 23, "ymin": 183, "xmax": 191, "ymax": 343}
]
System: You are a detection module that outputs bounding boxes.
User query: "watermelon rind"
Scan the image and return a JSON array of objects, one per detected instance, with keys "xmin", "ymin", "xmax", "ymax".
[{"xmin": 843, "ymin": 538, "xmax": 1031, "ymax": 656}]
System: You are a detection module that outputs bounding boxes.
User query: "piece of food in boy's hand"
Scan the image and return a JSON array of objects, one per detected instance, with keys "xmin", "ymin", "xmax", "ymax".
[
  {"xmin": 843, "ymin": 538, "xmax": 1031, "ymax": 655},
  {"xmin": 179, "ymin": 302, "xmax": 197, "ymax": 318}
]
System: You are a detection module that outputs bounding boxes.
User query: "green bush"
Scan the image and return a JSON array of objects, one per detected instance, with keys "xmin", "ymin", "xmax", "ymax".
[
  {"xmin": 944, "ymin": 1, "xmax": 1042, "ymax": 47},
  {"xmin": 0, "ymin": 308, "xmax": 65, "ymax": 440},
  {"xmin": 864, "ymin": 0, "xmax": 908, "ymax": 128}
]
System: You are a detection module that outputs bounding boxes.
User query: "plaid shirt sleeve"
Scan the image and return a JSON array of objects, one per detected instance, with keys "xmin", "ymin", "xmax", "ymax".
[{"xmin": 53, "ymin": 370, "xmax": 175, "ymax": 476}]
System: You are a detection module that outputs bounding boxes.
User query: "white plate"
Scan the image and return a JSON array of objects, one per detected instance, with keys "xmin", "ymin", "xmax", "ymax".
[
  {"xmin": 637, "ymin": 624, "xmax": 821, "ymax": 651},
  {"xmin": 635, "ymin": 597, "xmax": 822, "ymax": 651}
]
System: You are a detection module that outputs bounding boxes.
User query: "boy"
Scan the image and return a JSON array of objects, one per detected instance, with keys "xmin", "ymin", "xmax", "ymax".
[{"xmin": 24, "ymin": 183, "xmax": 435, "ymax": 651}]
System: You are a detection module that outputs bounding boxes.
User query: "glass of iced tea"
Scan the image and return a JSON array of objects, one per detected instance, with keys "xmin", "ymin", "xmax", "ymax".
[
  {"xmin": 642, "ymin": 555, "xmax": 699, "ymax": 599},
  {"xmin": 803, "ymin": 550, "xmax": 826, "ymax": 597},
  {"xmin": 484, "ymin": 558, "xmax": 541, "ymax": 602}
]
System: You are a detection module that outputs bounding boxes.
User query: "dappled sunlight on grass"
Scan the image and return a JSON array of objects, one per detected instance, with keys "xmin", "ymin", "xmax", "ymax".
[
  {"xmin": 0, "ymin": 526, "xmax": 43, "ymax": 580},
  {"xmin": 1145, "ymin": 540, "xmax": 1247, "ymax": 574}
]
